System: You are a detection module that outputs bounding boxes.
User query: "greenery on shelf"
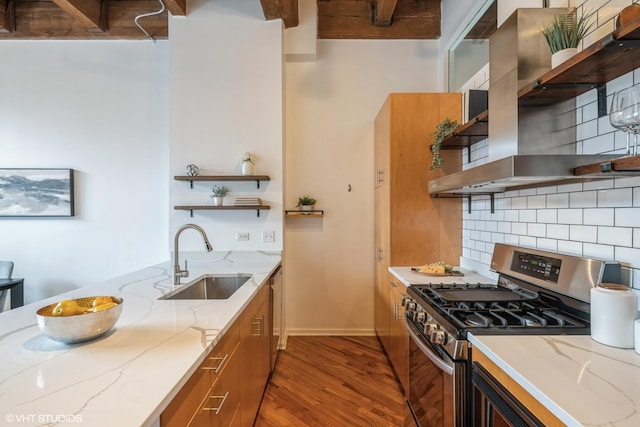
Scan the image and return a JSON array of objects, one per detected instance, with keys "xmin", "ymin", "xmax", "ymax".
[
  {"xmin": 296, "ymin": 195, "xmax": 317, "ymax": 207},
  {"xmin": 540, "ymin": 12, "xmax": 593, "ymax": 54},
  {"xmin": 211, "ymin": 185, "xmax": 229, "ymax": 197},
  {"xmin": 430, "ymin": 118, "xmax": 459, "ymax": 171}
]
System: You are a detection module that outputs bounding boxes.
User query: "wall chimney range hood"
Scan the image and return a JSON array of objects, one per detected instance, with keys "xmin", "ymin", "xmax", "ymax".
[{"xmin": 429, "ymin": 8, "xmax": 622, "ymax": 197}]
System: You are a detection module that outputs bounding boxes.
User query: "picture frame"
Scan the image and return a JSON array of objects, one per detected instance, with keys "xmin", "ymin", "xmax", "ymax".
[{"xmin": 0, "ymin": 169, "xmax": 75, "ymax": 217}]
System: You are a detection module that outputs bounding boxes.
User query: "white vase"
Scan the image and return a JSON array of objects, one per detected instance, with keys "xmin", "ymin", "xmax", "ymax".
[
  {"xmin": 211, "ymin": 196, "xmax": 223, "ymax": 206},
  {"xmin": 241, "ymin": 161, "xmax": 254, "ymax": 176},
  {"xmin": 551, "ymin": 48, "xmax": 578, "ymax": 69},
  {"xmin": 300, "ymin": 205, "xmax": 314, "ymax": 212}
]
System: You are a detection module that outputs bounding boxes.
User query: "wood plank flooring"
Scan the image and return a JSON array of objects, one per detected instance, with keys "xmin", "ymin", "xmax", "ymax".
[{"xmin": 255, "ymin": 336, "xmax": 411, "ymax": 426}]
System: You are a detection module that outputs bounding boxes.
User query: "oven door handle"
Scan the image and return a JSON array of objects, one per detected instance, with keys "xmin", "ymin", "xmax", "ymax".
[{"xmin": 406, "ymin": 319, "xmax": 454, "ymax": 376}]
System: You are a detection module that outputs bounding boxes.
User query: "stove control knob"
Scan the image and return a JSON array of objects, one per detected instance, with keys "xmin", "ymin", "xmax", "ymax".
[
  {"xmin": 402, "ymin": 297, "xmax": 412, "ymax": 308},
  {"xmin": 430, "ymin": 330, "xmax": 447, "ymax": 346},
  {"xmin": 424, "ymin": 322, "xmax": 438, "ymax": 334},
  {"xmin": 406, "ymin": 301, "xmax": 417, "ymax": 312},
  {"xmin": 414, "ymin": 311, "xmax": 426, "ymax": 322}
]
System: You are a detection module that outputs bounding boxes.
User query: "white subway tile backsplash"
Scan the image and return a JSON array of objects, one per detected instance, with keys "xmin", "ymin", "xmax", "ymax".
[
  {"xmin": 512, "ymin": 222, "xmax": 527, "ymax": 235},
  {"xmin": 583, "ymin": 179, "xmax": 613, "ymax": 191},
  {"xmin": 598, "ymin": 226, "xmax": 633, "ymax": 246},
  {"xmin": 615, "ymin": 208, "xmax": 639, "ymax": 227},
  {"xmin": 492, "ymin": 233, "xmax": 505, "ymax": 244},
  {"xmin": 547, "ymin": 193, "xmax": 569, "ymax": 208},
  {"xmin": 583, "ymin": 243, "xmax": 615, "ymax": 260},
  {"xmin": 570, "ymin": 191, "xmax": 597, "ymax": 208},
  {"xmin": 557, "ymin": 182, "xmax": 583, "ymax": 193},
  {"xmin": 519, "ymin": 210, "xmax": 537, "ymax": 223},
  {"xmin": 519, "ymin": 188, "xmax": 537, "ymax": 197},
  {"xmin": 537, "ymin": 209, "xmax": 558, "ymax": 224},
  {"xmin": 537, "ymin": 239, "xmax": 558, "ymax": 252},
  {"xmin": 505, "ymin": 234, "xmax": 519, "ymax": 245},
  {"xmin": 511, "ymin": 197, "xmax": 527, "ymax": 209},
  {"xmin": 635, "ymin": 229, "xmax": 640, "ymax": 248},
  {"xmin": 504, "ymin": 210, "xmax": 519, "ymax": 222},
  {"xmin": 577, "ymin": 118, "xmax": 598, "ymax": 140},
  {"xmin": 598, "ymin": 188, "xmax": 633, "ymax": 207},
  {"xmin": 519, "ymin": 236, "xmax": 537, "ymax": 248},
  {"xmin": 495, "ymin": 197, "xmax": 511, "ymax": 210},
  {"xmin": 528, "ymin": 223, "xmax": 546, "ymax": 237},
  {"xmin": 548, "ymin": 224, "xmax": 570, "ymax": 240},
  {"xmin": 536, "ymin": 185, "xmax": 557, "ymax": 195},
  {"xmin": 584, "ymin": 208, "xmax": 614, "ymax": 225},
  {"xmin": 558, "ymin": 240, "xmax": 583, "ymax": 256},
  {"xmin": 527, "ymin": 195, "xmax": 546, "ymax": 209},
  {"xmin": 615, "ymin": 176, "xmax": 640, "ymax": 189},
  {"xmin": 615, "ymin": 247, "xmax": 640, "ymax": 269},
  {"xmin": 497, "ymin": 222, "xmax": 511, "ymax": 234},
  {"xmin": 485, "ymin": 221, "xmax": 498, "ymax": 232},
  {"xmin": 582, "ymin": 101, "xmax": 599, "ymax": 122},
  {"xmin": 558, "ymin": 209, "xmax": 583, "ymax": 224},
  {"xmin": 570, "ymin": 225, "xmax": 598, "ymax": 242}
]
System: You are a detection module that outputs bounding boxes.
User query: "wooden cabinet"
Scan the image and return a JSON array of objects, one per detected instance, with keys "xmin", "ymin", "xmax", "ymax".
[
  {"xmin": 239, "ymin": 283, "xmax": 271, "ymax": 425},
  {"xmin": 374, "ymin": 93, "xmax": 462, "ymax": 389},
  {"xmin": 160, "ymin": 277, "xmax": 273, "ymax": 427}
]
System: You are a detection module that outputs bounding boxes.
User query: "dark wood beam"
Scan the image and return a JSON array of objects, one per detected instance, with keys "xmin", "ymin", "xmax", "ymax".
[
  {"xmin": 259, "ymin": 0, "xmax": 299, "ymax": 28},
  {"xmin": 0, "ymin": 1, "xmax": 167, "ymax": 39},
  {"xmin": 374, "ymin": 0, "xmax": 398, "ymax": 27},
  {"xmin": 318, "ymin": 0, "xmax": 440, "ymax": 39},
  {"xmin": 52, "ymin": 0, "xmax": 106, "ymax": 31},
  {"xmin": 0, "ymin": 0, "xmax": 15, "ymax": 33},
  {"xmin": 163, "ymin": 0, "xmax": 186, "ymax": 16}
]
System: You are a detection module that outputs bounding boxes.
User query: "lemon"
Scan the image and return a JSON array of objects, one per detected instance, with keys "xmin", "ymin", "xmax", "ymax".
[
  {"xmin": 92, "ymin": 296, "xmax": 113, "ymax": 307},
  {"xmin": 51, "ymin": 300, "xmax": 81, "ymax": 316},
  {"xmin": 89, "ymin": 302, "xmax": 118, "ymax": 312}
]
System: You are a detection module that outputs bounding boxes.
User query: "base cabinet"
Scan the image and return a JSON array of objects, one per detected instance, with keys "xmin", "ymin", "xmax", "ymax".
[{"xmin": 160, "ymin": 278, "xmax": 273, "ymax": 427}]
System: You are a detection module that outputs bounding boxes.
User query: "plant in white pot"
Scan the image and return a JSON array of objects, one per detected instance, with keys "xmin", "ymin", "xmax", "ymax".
[
  {"xmin": 211, "ymin": 185, "xmax": 229, "ymax": 206},
  {"xmin": 541, "ymin": 11, "xmax": 593, "ymax": 68},
  {"xmin": 240, "ymin": 152, "xmax": 255, "ymax": 176},
  {"xmin": 296, "ymin": 196, "xmax": 317, "ymax": 212}
]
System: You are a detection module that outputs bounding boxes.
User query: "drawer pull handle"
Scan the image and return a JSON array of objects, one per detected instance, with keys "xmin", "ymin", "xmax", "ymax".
[
  {"xmin": 203, "ymin": 353, "xmax": 228, "ymax": 374},
  {"xmin": 203, "ymin": 391, "xmax": 229, "ymax": 415}
]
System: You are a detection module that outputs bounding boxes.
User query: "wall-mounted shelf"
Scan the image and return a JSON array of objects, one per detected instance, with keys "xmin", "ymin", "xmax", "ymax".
[
  {"xmin": 174, "ymin": 205, "xmax": 271, "ymax": 217},
  {"xmin": 574, "ymin": 155, "xmax": 640, "ymax": 175},
  {"xmin": 437, "ymin": 110, "xmax": 488, "ymax": 163},
  {"xmin": 519, "ymin": 17, "xmax": 640, "ymax": 116},
  {"xmin": 174, "ymin": 175, "xmax": 271, "ymax": 189},
  {"xmin": 284, "ymin": 209, "xmax": 324, "ymax": 217}
]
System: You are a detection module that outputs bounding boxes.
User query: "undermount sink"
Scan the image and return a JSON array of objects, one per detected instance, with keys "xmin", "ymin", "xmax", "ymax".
[{"xmin": 159, "ymin": 274, "xmax": 252, "ymax": 300}]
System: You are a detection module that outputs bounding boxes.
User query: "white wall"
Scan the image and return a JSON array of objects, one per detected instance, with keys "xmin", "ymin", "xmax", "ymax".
[
  {"xmin": 285, "ymin": 40, "xmax": 443, "ymax": 335},
  {"xmin": 0, "ymin": 41, "xmax": 169, "ymax": 304},
  {"xmin": 168, "ymin": 0, "xmax": 284, "ymax": 253}
]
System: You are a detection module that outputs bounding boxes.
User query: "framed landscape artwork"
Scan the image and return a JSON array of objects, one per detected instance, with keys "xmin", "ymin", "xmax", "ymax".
[{"xmin": 0, "ymin": 169, "xmax": 75, "ymax": 217}]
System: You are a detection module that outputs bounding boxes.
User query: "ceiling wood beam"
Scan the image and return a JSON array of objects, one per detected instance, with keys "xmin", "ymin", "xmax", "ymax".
[
  {"xmin": 318, "ymin": 0, "xmax": 440, "ymax": 39},
  {"xmin": 0, "ymin": 0, "xmax": 15, "ymax": 33},
  {"xmin": 163, "ymin": 0, "xmax": 186, "ymax": 16},
  {"xmin": 259, "ymin": 0, "xmax": 299, "ymax": 28},
  {"xmin": 52, "ymin": 0, "xmax": 106, "ymax": 32},
  {"xmin": 374, "ymin": 0, "xmax": 398, "ymax": 27},
  {"xmin": 0, "ymin": 1, "xmax": 167, "ymax": 40}
]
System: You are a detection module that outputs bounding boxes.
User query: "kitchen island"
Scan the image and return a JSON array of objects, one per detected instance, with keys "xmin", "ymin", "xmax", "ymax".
[{"xmin": 0, "ymin": 251, "xmax": 281, "ymax": 427}]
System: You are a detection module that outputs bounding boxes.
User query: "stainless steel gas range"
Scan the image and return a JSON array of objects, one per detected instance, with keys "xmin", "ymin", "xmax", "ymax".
[{"xmin": 403, "ymin": 244, "xmax": 621, "ymax": 427}]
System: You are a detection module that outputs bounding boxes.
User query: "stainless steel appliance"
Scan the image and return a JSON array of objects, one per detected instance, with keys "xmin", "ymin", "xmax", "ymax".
[
  {"xmin": 269, "ymin": 265, "xmax": 283, "ymax": 373},
  {"xmin": 403, "ymin": 244, "xmax": 620, "ymax": 427}
]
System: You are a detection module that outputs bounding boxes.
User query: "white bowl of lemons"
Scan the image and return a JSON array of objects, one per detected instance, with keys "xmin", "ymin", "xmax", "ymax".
[{"xmin": 36, "ymin": 296, "xmax": 123, "ymax": 344}]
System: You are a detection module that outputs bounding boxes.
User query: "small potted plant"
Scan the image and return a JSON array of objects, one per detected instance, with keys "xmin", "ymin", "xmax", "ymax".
[
  {"xmin": 430, "ymin": 118, "xmax": 459, "ymax": 171},
  {"xmin": 541, "ymin": 11, "xmax": 593, "ymax": 68},
  {"xmin": 211, "ymin": 185, "xmax": 229, "ymax": 206},
  {"xmin": 296, "ymin": 195, "xmax": 317, "ymax": 212},
  {"xmin": 240, "ymin": 152, "xmax": 255, "ymax": 176}
]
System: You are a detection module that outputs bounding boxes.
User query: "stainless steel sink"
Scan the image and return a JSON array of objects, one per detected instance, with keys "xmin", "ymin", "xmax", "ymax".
[{"xmin": 159, "ymin": 274, "xmax": 252, "ymax": 300}]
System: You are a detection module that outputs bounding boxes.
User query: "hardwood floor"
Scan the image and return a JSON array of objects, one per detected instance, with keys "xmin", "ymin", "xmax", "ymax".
[{"xmin": 255, "ymin": 336, "xmax": 410, "ymax": 426}]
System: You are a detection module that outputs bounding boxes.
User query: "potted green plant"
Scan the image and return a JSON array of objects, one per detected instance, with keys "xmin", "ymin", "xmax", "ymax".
[
  {"xmin": 541, "ymin": 12, "xmax": 593, "ymax": 68},
  {"xmin": 211, "ymin": 185, "xmax": 229, "ymax": 206},
  {"xmin": 240, "ymin": 152, "xmax": 255, "ymax": 176},
  {"xmin": 430, "ymin": 118, "xmax": 459, "ymax": 171},
  {"xmin": 296, "ymin": 195, "xmax": 317, "ymax": 212}
]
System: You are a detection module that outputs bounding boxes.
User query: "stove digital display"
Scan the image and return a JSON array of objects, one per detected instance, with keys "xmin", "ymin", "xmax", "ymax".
[{"xmin": 511, "ymin": 251, "xmax": 562, "ymax": 284}]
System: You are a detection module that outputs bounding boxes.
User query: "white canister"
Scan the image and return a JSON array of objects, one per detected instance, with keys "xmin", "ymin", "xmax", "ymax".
[
  {"xmin": 590, "ymin": 284, "xmax": 638, "ymax": 349},
  {"xmin": 635, "ymin": 319, "xmax": 640, "ymax": 355}
]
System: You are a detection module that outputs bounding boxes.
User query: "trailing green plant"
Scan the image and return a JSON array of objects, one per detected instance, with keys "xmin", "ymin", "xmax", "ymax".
[
  {"xmin": 211, "ymin": 185, "xmax": 229, "ymax": 197},
  {"xmin": 540, "ymin": 12, "xmax": 593, "ymax": 54},
  {"xmin": 296, "ymin": 195, "xmax": 317, "ymax": 207},
  {"xmin": 430, "ymin": 118, "xmax": 459, "ymax": 171}
]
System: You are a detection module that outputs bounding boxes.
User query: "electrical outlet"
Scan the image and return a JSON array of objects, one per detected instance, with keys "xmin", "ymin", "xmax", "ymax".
[
  {"xmin": 236, "ymin": 232, "xmax": 250, "ymax": 241},
  {"xmin": 262, "ymin": 230, "xmax": 275, "ymax": 243}
]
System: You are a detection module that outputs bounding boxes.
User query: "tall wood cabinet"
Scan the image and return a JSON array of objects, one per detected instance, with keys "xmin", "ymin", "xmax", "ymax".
[{"xmin": 374, "ymin": 93, "xmax": 462, "ymax": 392}]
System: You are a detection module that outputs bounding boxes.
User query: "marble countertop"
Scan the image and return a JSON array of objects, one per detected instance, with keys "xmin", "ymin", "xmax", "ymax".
[
  {"xmin": 389, "ymin": 265, "xmax": 640, "ymax": 426},
  {"xmin": 0, "ymin": 251, "xmax": 281, "ymax": 427},
  {"xmin": 469, "ymin": 334, "xmax": 640, "ymax": 427}
]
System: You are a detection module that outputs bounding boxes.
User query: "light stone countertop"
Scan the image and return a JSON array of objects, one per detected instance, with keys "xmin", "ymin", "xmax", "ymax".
[
  {"xmin": 0, "ymin": 251, "xmax": 281, "ymax": 427},
  {"xmin": 390, "ymin": 265, "xmax": 640, "ymax": 426},
  {"xmin": 469, "ymin": 334, "xmax": 640, "ymax": 427}
]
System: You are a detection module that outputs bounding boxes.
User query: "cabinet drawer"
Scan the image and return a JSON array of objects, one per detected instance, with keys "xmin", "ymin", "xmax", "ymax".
[
  {"xmin": 203, "ymin": 322, "xmax": 240, "ymax": 381},
  {"xmin": 190, "ymin": 341, "xmax": 241, "ymax": 427}
]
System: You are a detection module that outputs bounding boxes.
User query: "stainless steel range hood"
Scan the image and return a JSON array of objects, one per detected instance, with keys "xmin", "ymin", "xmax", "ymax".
[{"xmin": 429, "ymin": 8, "xmax": 621, "ymax": 196}]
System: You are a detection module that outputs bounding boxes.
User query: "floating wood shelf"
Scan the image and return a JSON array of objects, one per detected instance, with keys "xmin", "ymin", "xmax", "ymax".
[
  {"xmin": 175, "ymin": 175, "xmax": 270, "ymax": 189},
  {"xmin": 574, "ymin": 155, "xmax": 640, "ymax": 176},
  {"xmin": 174, "ymin": 205, "xmax": 271, "ymax": 217},
  {"xmin": 519, "ymin": 17, "xmax": 640, "ymax": 114},
  {"xmin": 284, "ymin": 209, "xmax": 324, "ymax": 217},
  {"xmin": 439, "ymin": 110, "xmax": 489, "ymax": 150}
]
